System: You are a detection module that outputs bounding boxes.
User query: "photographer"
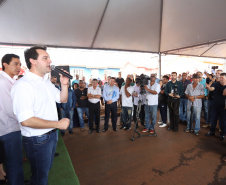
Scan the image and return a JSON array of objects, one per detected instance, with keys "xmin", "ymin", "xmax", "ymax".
[
  {"xmin": 165, "ymin": 72, "xmax": 183, "ymax": 132},
  {"xmin": 142, "ymin": 74, "xmax": 160, "ymax": 134}
]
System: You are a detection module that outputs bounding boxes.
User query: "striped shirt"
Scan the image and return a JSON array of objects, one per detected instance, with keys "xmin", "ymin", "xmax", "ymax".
[{"xmin": 185, "ymin": 82, "xmax": 204, "ymax": 108}]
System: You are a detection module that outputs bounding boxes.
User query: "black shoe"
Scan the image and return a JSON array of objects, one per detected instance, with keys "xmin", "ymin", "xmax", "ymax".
[
  {"xmin": 69, "ymin": 131, "xmax": 73, "ymax": 134},
  {"xmin": 125, "ymin": 127, "xmax": 131, "ymax": 131},
  {"xmin": 120, "ymin": 126, "xmax": 126, "ymax": 129},
  {"xmin": 174, "ymin": 127, "xmax": 178, "ymax": 132},
  {"xmin": 54, "ymin": 153, "xmax": 60, "ymax": 157},
  {"xmin": 102, "ymin": 129, "xmax": 108, "ymax": 132},
  {"xmin": 113, "ymin": 129, "xmax": 117, "ymax": 131},
  {"xmin": 96, "ymin": 130, "xmax": 100, "ymax": 133},
  {"xmin": 220, "ymin": 136, "xmax": 225, "ymax": 141},
  {"xmin": 61, "ymin": 132, "xmax": 65, "ymax": 136},
  {"xmin": 205, "ymin": 132, "xmax": 215, "ymax": 137},
  {"xmin": 89, "ymin": 130, "xmax": 93, "ymax": 134},
  {"xmin": 168, "ymin": 127, "xmax": 173, "ymax": 131}
]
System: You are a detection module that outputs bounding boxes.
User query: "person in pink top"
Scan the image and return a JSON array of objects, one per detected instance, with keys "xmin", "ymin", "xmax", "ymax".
[{"xmin": 0, "ymin": 54, "xmax": 24, "ymax": 185}]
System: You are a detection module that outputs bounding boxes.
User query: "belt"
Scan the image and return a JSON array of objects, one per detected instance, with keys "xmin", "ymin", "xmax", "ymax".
[
  {"xmin": 22, "ymin": 129, "xmax": 57, "ymax": 138},
  {"xmin": 45, "ymin": 128, "xmax": 57, "ymax": 135}
]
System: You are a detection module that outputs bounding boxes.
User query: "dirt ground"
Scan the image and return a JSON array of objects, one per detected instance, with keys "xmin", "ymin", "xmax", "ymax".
[{"xmin": 63, "ymin": 112, "xmax": 226, "ymax": 185}]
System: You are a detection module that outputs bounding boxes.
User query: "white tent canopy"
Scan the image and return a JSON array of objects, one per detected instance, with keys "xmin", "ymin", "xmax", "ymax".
[{"xmin": 0, "ymin": 0, "xmax": 226, "ymax": 58}]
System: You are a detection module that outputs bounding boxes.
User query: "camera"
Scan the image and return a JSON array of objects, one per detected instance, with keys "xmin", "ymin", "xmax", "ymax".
[{"xmin": 135, "ymin": 74, "xmax": 150, "ymax": 94}]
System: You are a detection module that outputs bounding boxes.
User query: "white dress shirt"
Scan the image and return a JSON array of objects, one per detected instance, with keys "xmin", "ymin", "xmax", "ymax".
[
  {"xmin": 0, "ymin": 72, "xmax": 20, "ymax": 136},
  {"xmin": 11, "ymin": 71, "xmax": 61, "ymax": 137},
  {"xmin": 145, "ymin": 83, "xmax": 160, "ymax": 105},
  {"xmin": 88, "ymin": 86, "xmax": 101, "ymax": 104}
]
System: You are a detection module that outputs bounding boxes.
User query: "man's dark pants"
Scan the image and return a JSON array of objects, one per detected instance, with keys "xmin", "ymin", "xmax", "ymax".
[
  {"xmin": 104, "ymin": 102, "xmax": 117, "ymax": 130},
  {"xmin": 158, "ymin": 103, "xmax": 167, "ymax": 124},
  {"xmin": 89, "ymin": 102, "xmax": 100, "ymax": 131},
  {"xmin": 167, "ymin": 97, "xmax": 180, "ymax": 130},
  {"xmin": 0, "ymin": 131, "xmax": 24, "ymax": 185},
  {"xmin": 210, "ymin": 105, "xmax": 226, "ymax": 136},
  {"xmin": 22, "ymin": 131, "xmax": 58, "ymax": 185}
]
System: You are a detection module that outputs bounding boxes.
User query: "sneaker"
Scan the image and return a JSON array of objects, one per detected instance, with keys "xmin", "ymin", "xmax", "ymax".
[
  {"xmin": 158, "ymin": 121, "xmax": 163, "ymax": 124},
  {"xmin": 159, "ymin": 123, "xmax": 167, "ymax": 128},
  {"xmin": 120, "ymin": 126, "xmax": 126, "ymax": 130},
  {"xmin": 125, "ymin": 127, "xmax": 131, "ymax": 131},
  {"xmin": 142, "ymin": 128, "xmax": 149, "ymax": 132},
  {"xmin": 205, "ymin": 132, "xmax": 215, "ymax": 136},
  {"xmin": 150, "ymin": 129, "xmax": 154, "ymax": 134},
  {"xmin": 184, "ymin": 129, "xmax": 194, "ymax": 133},
  {"xmin": 194, "ymin": 132, "xmax": 199, "ymax": 136}
]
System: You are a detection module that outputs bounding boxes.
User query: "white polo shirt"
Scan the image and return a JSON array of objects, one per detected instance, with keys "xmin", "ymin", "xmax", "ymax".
[
  {"xmin": 120, "ymin": 85, "xmax": 134, "ymax": 107},
  {"xmin": 11, "ymin": 71, "xmax": 61, "ymax": 137},
  {"xmin": 88, "ymin": 86, "xmax": 101, "ymax": 104},
  {"xmin": 145, "ymin": 83, "xmax": 160, "ymax": 105}
]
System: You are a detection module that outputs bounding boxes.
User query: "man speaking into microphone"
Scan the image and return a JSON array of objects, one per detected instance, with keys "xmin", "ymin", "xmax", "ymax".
[{"xmin": 11, "ymin": 46, "xmax": 70, "ymax": 185}]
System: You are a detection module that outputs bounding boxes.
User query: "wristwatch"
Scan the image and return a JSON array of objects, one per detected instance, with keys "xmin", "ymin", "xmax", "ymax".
[{"xmin": 194, "ymin": 96, "xmax": 196, "ymax": 99}]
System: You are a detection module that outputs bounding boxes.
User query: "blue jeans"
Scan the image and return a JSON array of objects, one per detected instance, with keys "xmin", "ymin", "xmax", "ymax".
[
  {"xmin": 122, "ymin": 106, "xmax": 132, "ymax": 128},
  {"xmin": 22, "ymin": 131, "xmax": 58, "ymax": 185},
  {"xmin": 60, "ymin": 109, "xmax": 74, "ymax": 132},
  {"xmin": 179, "ymin": 98, "xmax": 188, "ymax": 122},
  {"xmin": 0, "ymin": 131, "xmax": 24, "ymax": 185},
  {"xmin": 202, "ymin": 98, "xmax": 209, "ymax": 124},
  {"xmin": 145, "ymin": 105, "xmax": 158, "ymax": 130},
  {"xmin": 77, "ymin": 107, "xmax": 89, "ymax": 128},
  {"xmin": 187, "ymin": 106, "xmax": 201, "ymax": 132}
]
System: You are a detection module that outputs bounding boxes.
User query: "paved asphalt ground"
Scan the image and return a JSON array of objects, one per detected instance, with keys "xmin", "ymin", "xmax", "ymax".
[{"xmin": 63, "ymin": 112, "xmax": 226, "ymax": 185}]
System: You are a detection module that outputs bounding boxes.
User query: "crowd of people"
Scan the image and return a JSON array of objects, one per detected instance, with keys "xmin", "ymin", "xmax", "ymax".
[
  {"xmin": 0, "ymin": 45, "xmax": 226, "ymax": 184},
  {"xmin": 54, "ymin": 70, "xmax": 226, "ymax": 138}
]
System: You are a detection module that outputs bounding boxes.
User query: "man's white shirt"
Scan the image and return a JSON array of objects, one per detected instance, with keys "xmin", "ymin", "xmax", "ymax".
[
  {"xmin": 11, "ymin": 71, "xmax": 61, "ymax": 137},
  {"xmin": 145, "ymin": 83, "xmax": 160, "ymax": 105},
  {"xmin": 87, "ymin": 86, "xmax": 101, "ymax": 104},
  {"xmin": 0, "ymin": 71, "xmax": 20, "ymax": 136}
]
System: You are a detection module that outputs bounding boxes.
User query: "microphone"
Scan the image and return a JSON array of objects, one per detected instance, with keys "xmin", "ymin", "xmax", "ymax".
[{"xmin": 50, "ymin": 65, "xmax": 73, "ymax": 79}]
